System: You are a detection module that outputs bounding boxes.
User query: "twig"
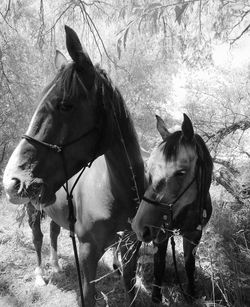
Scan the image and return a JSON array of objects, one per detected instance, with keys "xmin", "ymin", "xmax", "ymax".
[
  {"xmin": 4, "ymin": 0, "xmax": 11, "ymax": 18},
  {"xmin": 230, "ymin": 23, "xmax": 250, "ymax": 45},
  {"xmin": 0, "ymin": 11, "xmax": 17, "ymax": 32},
  {"xmin": 43, "ymin": 2, "xmax": 74, "ymax": 36},
  {"xmin": 78, "ymin": 2, "xmax": 102, "ymax": 61}
]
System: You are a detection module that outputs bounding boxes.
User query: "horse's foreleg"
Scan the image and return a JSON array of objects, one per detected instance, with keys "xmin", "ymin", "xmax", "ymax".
[
  {"xmin": 50, "ymin": 220, "xmax": 61, "ymax": 273},
  {"xmin": 79, "ymin": 241, "xmax": 100, "ymax": 307},
  {"xmin": 120, "ymin": 231, "xmax": 141, "ymax": 307},
  {"xmin": 183, "ymin": 230, "xmax": 202, "ymax": 298},
  {"xmin": 152, "ymin": 238, "xmax": 168, "ymax": 304},
  {"xmin": 27, "ymin": 203, "xmax": 45, "ymax": 286}
]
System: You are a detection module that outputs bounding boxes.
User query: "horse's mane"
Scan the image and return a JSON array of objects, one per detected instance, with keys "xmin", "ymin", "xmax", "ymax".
[{"xmin": 94, "ymin": 64, "xmax": 138, "ymax": 142}]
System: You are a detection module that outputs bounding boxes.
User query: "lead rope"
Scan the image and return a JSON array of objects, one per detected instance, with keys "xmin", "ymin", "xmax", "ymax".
[
  {"xmin": 171, "ymin": 236, "xmax": 186, "ymax": 295},
  {"xmin": 170, "ymin": 196, "xmax": 186, "ymax": 301},
  {"xmin": 61, "ymin": 152, "xmax": 89, "ymax": 307},
  {"xmin": 170, "ymin": 160, "xmax": 202, "ymax": 303}
]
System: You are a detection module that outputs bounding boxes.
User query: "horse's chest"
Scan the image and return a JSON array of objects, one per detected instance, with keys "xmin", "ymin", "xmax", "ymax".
[{"xmin": 169, "ymin": 205, "xmax": 200, "ymax": 233}]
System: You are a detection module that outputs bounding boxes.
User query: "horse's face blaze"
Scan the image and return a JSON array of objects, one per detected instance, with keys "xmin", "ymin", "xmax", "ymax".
[{"xmin": 3, "ymin": 27, "xmax": 102, "ymax": 205}]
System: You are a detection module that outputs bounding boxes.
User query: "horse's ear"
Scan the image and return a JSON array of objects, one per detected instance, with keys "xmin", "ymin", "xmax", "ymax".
[
  {"xmin": 64, "ymin": 25, "xmax": 95, "ymax": 89},
  {"xmin": 55, "ymin": 50, "xmax": 67, "ymax": 70},
  {"xmin": 181, "ymin": 113, "xmax": 194, "ymax": 140},
  {"xmin": 156, "ymin": 115, "xmax": 171, "ymax": 140}
]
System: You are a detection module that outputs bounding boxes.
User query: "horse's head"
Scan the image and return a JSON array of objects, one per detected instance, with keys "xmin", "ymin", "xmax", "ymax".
[
  {"xmin": 132, "ymin": 114, "xmax": 213, "ymax": 242},
  {"xmin": 3, "ymin": 26, "xmax": 110, "ymax": 205}
]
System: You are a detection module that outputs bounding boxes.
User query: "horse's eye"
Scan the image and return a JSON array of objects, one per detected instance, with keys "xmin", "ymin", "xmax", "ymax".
[{"xmin": 175, "ymin": 170, "xmax": 186, "ymax": 177}]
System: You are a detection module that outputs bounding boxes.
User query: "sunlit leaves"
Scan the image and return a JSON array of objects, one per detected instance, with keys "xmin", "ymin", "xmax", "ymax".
[{"xmin": 175, "ymin": 2, "xmax": 188, "ymax": 25}]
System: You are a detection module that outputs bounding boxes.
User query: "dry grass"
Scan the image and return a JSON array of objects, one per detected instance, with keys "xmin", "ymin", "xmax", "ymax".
[{"xmin": 0, "ymin": 194, "xmax": 249, "ymax": 307}]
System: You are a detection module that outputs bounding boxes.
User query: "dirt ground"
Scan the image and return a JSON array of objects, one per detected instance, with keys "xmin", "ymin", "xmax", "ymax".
[{"xmin": 0, "ymin": 197, "xmax": 226, "ymax": 307}]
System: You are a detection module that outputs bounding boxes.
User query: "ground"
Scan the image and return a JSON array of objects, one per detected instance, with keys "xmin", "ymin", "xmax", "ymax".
[{"xmin": 0, "ymin": 196, "xmax": 239, "ymax": 307}]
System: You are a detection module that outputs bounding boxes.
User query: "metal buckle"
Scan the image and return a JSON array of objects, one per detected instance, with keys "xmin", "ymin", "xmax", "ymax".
[{"xmin": 51, "ymin": 144, "xmax": 62, "ymax": 152}]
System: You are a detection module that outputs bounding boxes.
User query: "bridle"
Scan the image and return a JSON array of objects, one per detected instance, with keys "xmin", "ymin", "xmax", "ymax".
[
  {"xmin": 22, "ymin": 123, "xmax": 103, "ymax": 226},
  {"xmin": 142, "ymin": 175, "xmax": 197, "ymax": 219},
  {"xmin": 22, "ymin": 126, "xmax": 99, "ymax": 155},
  {"xmin": 141, "ymin": 148, "xmax": 204, "ymax": 223}
]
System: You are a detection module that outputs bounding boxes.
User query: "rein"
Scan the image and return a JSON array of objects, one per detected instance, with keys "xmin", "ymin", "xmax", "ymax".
[{"xmin": 22, "ymin": 125, "xmax": 101, "ymax": 307}]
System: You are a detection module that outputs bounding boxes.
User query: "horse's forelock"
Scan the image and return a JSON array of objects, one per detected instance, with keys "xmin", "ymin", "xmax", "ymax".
[
  {"xmin": 161, "ymin": 131, "xmax": 196, "ymax": 162},
  {"xmin": 160, "ymin": 131, "xmax": 212, "ymax": 178},
  {"xmin": 59, "ymin": 63, "xmax": 88, "ymax": 100}
]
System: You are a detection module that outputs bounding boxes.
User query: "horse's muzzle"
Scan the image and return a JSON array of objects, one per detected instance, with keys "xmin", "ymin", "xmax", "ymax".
[{"xmin": 4, "ymin": 177, "xmax": 30, "ymax": 204}]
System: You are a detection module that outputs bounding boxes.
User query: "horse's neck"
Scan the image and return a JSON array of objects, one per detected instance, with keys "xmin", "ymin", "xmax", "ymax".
[{"xmin": 104, "ymin": 107, "xmax": 144, "ymax": 199}]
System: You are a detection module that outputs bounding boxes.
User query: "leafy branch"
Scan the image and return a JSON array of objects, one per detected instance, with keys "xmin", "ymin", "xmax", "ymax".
[{"xmin": 206, "ymin": 119, "xmax": 250, "ymax": 143}]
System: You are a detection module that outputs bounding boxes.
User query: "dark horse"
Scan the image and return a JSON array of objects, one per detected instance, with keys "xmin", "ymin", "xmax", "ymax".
[
  {"xmin": 132, "ymin": 114, "xmax": 213, "ymax": 303},
  {"xmin": 3, "ymin": 26, "xmax": 145, "ymax": 306}
]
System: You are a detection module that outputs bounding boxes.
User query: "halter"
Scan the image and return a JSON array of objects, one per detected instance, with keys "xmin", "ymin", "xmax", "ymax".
[
  {"xmin": 142, "ymin": 175, "xmax": 196, "ymax": 218},
  {"xmin": 141, "ymin": 146, "xmax": 205, "ymax": 225}
]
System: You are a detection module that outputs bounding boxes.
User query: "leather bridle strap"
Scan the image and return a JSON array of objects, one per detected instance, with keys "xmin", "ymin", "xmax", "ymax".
[
  {"xmin": 142, "ymin": 175, "xmax": 196, "ymax": 212},
  {"xmin": 22, "ymin": 126, "xmax": 99, "ymax": 153}
]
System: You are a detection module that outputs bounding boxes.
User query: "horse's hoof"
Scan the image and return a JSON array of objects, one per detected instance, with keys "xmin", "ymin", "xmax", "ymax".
[
  {"xmin": 152, "ymin": 286, "xmax": 162, "ymax": 304},
  {"xmin": 35, "ymin": 275, "xmax": 46, "ymax": 287},
  {"xmin": 34, "ymin": 267, "xmax": 46, "ymax": 286}
]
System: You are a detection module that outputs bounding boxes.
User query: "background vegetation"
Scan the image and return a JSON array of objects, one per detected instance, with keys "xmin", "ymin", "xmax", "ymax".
[{"xmin": 0, "ymin": 0, "xmax": 250, "ymax": 306}]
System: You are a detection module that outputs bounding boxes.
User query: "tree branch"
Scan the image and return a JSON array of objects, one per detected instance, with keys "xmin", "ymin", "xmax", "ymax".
[
  {"xmin": 230, "ymin": 23, "xmax": 250, "ymax": 45},
  {"xmin": 4, "ymin": 0, "xmax": 11, "ymax": 19},
  {"xmin": 43, "ymin": 2, "xmax": 74, "ymax": 36},
  {"xmin": 213, "ymin": 158, "xmax": 239, "ymax": 176},
  {"xmin": 214, "ymin": 168, "xmax": 245, "ymax": 204},
  {"xmin": 207, "ymin": 119, "xmax": 250, "ymax": 143}
]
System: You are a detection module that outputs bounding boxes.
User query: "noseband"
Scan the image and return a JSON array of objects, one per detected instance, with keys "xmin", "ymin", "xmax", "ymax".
[
  {"xmin": 22, "ymin": 126, "xmax": 99, "ymax": 155},
  {"xmin": 142, "ymin": 175, "xmax": 196, "ymax": 217}
]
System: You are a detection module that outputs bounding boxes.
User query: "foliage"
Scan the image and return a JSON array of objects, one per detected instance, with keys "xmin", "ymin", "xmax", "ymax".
[{"xmin": 0, "ymin": 0, "xmax": 250, "ymax": 305}]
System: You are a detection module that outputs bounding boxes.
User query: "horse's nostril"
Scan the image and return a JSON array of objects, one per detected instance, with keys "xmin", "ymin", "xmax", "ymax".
[
  {"xmin": 5, "ymin": 177, "xmax": 22, "ymax": 194},
  {"xmin": 142, "ymin": 226, "xmax": 152, "ymax": 243}
]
